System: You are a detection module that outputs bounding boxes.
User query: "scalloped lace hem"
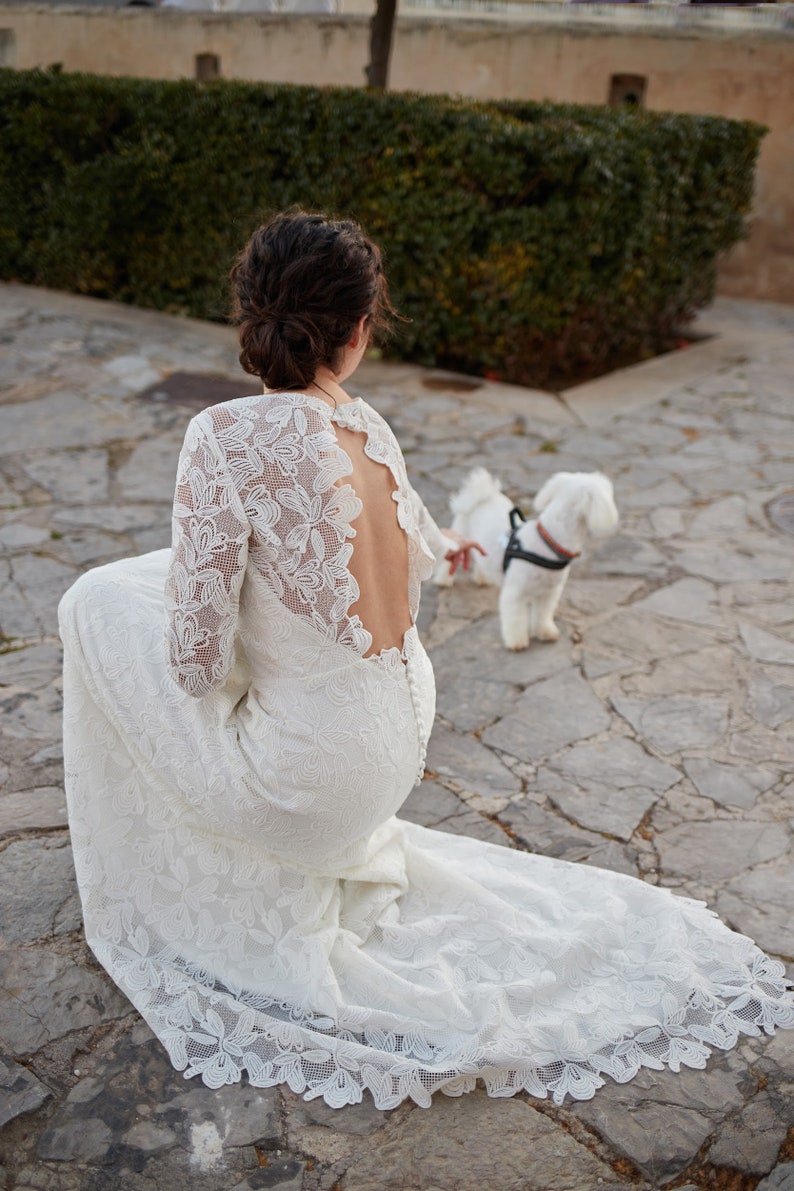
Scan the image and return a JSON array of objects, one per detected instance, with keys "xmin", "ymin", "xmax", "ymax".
[{"xmin": 133, "ymin": 957, "xmax": 794, "ymax": 1111}]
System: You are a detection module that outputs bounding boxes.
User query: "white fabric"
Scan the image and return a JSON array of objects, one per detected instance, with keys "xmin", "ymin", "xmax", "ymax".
[{"xmin": 59, "ymin": 391, "xmax": 794, "ymax": 1109}]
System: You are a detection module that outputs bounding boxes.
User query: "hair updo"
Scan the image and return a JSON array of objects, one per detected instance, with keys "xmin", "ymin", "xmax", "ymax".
[{"xmin": 230, "ymin": 211, "xmax": 394, "ymax": 391}]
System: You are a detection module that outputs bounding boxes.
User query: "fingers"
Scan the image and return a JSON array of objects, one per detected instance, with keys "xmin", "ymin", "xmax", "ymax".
[{"xmin": 445, "ymin": 539, "xmax": 486, "ymax": 576}]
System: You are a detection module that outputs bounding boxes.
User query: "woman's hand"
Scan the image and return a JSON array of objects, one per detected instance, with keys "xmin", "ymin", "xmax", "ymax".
[{"xmin": 442, "ymin": 528, "xmax": 486, "ymax": 577}]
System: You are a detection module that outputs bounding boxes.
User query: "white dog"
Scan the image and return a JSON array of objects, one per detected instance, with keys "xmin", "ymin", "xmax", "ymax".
[{"xmin": 437, "ymin": 469, "xmax": 619, "ymax": 651}]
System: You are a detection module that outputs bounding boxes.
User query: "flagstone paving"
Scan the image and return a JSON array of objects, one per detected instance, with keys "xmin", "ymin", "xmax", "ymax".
[{"xmin": 1, "ymin": 284, "xmax": 793, "ymax": 1190}]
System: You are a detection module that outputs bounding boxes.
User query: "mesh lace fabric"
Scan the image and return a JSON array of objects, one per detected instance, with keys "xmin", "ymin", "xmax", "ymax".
[{"xmin": 59, "ymin": 391, "xmax": 794, "ymax": 1108}]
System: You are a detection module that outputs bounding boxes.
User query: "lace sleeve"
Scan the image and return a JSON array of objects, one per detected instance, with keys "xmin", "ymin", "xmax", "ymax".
[
  {"xmin": 406, "ymin": 483, "xmax": 454, "ymax": 565},
  {"xmin": 165, "ymin": 412, "xmax": 250, "ymax": 698}
]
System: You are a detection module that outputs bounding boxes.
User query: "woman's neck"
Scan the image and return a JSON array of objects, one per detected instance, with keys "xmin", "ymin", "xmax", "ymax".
[{"xmin": 304, "ymin": 371, "xmax": 356, "ymax": 408}]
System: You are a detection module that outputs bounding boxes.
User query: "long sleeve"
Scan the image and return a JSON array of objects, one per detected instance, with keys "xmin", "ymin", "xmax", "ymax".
[
  {"xmin": 165, "ymin": 412, "xmax": 250, "ymax": 697},
  {"xmin": 406, "ymin": 482, "xmax": 455, "ymax": 565}
]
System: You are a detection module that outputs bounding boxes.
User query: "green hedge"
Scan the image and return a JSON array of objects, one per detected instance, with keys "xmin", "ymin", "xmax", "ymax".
[{"xmin": 0, "ymin": 68, "xmax": 764, "ymax": 387}]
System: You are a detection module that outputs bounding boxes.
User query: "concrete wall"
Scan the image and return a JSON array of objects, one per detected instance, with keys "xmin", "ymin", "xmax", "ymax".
[{"xmin": 1, "ymin": 3, "xmax": 792, "ymax": 302}]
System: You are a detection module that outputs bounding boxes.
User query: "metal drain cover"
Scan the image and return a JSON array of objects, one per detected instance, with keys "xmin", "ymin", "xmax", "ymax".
[
  {"xmin": 137, "ymin": 371, "xmax": 256, "ymax": 412},
  {"xmin": 767, "ymin": 492, "xmax": 794, "ymax": 536}
]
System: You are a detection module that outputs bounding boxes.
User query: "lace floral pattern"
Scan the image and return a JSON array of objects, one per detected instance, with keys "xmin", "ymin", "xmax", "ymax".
[{"xmin": 59, "ymin": 391, "xmax": 794, "ymax": 1110}]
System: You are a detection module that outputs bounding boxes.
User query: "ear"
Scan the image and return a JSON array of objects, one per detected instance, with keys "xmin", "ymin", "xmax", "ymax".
[
  {"xmin": 347, "ymin": 315, "xmax": 369, "ymax": 351},
  {"xmin": 533, "ymin": 472, "xmax": 571, "ymax": 513},
  {"xmin": 584, "ymin": 476, "xmax": 619, "ymax": 535}
]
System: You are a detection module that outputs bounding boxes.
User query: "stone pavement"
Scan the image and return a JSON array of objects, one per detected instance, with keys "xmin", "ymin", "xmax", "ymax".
[{"xmin": 1, "ymin": 282, "xmax": 793, "ymax": 1191}]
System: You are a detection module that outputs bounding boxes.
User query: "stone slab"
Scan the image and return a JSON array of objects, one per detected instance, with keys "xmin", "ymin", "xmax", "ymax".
[
  {"xmin": 498, "ymin": 800, "xmax": 640, "ymax": 875},
  {"xmin": 741, "ymin": 623, "xmax": 794, "ymax": 666},
  {"xmin": 0, "ymin": 945, "xmax": 129, "ymax": 1054},
  {"xmin": 341, "ymin": 1090, "xmax": 620, "ymax": 1191},
  {"xmin": 631, "ymin": 578, "xmax": 724, "ymax": 627},
  {"xmin": 758, "ymin": 1165, "xmax": 794, "ymax": 1191},
  {"xmin": 707, "ymin": 1090, "xmax": 791, "ymax": 1174},
  {"xmin": 572, "ymin": 1062, "xmax": 745, "ymax": 1179},
  {"xmin": 21, "ymin": 448, "xmax": 110, "ymax": 505},
  {"xmin": 683, "ymin": 757, "xmax": 776, "ymax": 810},
  {"xmin": 38, "ymin": 1028, "xmax": 282, "ymax": 1169},
  {"xmin": 0, "ymin": 835, "xmax": 80, "ymax": 943},
  {"xmin": 425, "ymin": 723, "xmax": 521, "ymax": 798},
  {"xmin": 0, "ymin": 1054, "xmax": 51, "ymax": 1127},
  {"xmin": 540, "ymin": 736, "xmax": 678, "ymax": 840},
  {"xmin": 482, "ymin": 668, "xmax": 610, "ymax": 763},
  {"xmin": 718, "ymin": 857, "xmax": 794, "ymax": 956},
  {"xmin": 656, "ymin": 819, "xmax": 789, "ymax": 885},
  {"xmin": 612, "ymin": 694, "xmax": 729, "ymax": 755}
]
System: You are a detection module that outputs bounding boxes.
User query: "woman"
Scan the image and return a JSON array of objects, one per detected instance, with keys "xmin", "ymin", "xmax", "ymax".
[{"xmin": 59, "ymin": 211, "xmax": 793, "ymax": 1109}]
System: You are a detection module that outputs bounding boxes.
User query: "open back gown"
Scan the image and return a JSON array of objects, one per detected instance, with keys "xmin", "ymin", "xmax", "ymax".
[{"xmin": 59, "ymin": 391, "xmax": 794, "ymax": 1108}]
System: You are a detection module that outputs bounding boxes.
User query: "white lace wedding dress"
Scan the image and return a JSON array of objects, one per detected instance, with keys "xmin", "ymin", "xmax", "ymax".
[{"xmin": 59, "ymin": 391, "xmax": 793, "ymax": 1108}]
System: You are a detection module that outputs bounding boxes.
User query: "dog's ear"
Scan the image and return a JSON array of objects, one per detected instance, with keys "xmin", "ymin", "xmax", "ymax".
[
  {"xmin": 533, "ymin": 472, "xmax": 572, "ymax": 513},
  {"xmin": 583, "ymin": 476, "xmax": 619, "ymax": 535}
]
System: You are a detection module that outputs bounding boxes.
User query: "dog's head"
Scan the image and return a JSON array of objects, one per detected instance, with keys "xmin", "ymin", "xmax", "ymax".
[{"xmin": 533, "ymin": 471, "xmax": 619, "ymax": 536}]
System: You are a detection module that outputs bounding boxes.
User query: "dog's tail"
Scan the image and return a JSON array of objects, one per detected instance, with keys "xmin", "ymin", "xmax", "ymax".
[{"xmin": 450, "ymin": 468, "xmax": 503, "ymax": 518}]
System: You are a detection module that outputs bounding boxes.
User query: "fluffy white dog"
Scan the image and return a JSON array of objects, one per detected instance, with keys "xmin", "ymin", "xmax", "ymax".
[{"xmin": 437, "ymin": 469, "xmax": 619, "ymax": 651}]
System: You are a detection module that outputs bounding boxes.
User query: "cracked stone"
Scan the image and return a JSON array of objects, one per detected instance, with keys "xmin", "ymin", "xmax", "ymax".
[
  {"xmin": 286, "ymin": 1093, "xmax": 390, "ymax": 1136},
  {"xmin": 689, "ymin": 495, "xmax": 751, "ymax": 537},
  {"xmin": 612, "ymin": 694, "xmax": 729, "ymax": 755},
  {"xmin": 116, "ymin": 436, "xmax": 182, "ymax": 503},
  {"xmin": 741, "ymin": 623, "xmax": 794, "ymax": 666},
  {"xmin": 539, "ymin": 737, "xmax": 678, "ymax": 839},
  {"xmin": 6, "ymin": 554, "xmax": 79, "ymax": 637},
  {"xmin": 707, "ymin": 1090, "xmax": 791, "ymax": 1174},
  {"xmin": 39, "ymin": 1028, "xmax": 281, "ymax": 1171},
  {"xmin": 0, "ymin": 643, "xmax": 62, "ymax": 690},
  {"xmin": 0, "ymin": 685, "xmax": 63, "ymax": 740},
  {"xmin": 585, "ymin": 611, "xmax": 716, "ymax": 667},
  {"xmin": 425, "ymin": 723, "xmax": 520, "ymax": 798},
  {"xmin": 718, "ymin": 856, "xmax": 794, "ymax": 956},
  {"xmin": 555, "ymin": 577, "xmax": 644, "ymax": 617},
  {"xmin": 401, "ymin": 780, "xmax": 511, "ymax": 848},
  {"xmin": 51, "ymin": 502, "xmax": 170, "ymax": 535},
  {"xmin": 678, "ymin": 546, "xmax": 790, "ymax": 583},
  {"xmin": 648, "ymin": 506, "xmax": 686, "ymax": 537},
  {"xmin": 0, "ymin": 1054, "xmax": 51, "ymax": 1127},
  {"xmin": 482, "ymin": 668, "xmax": 610, "ymax": 763},
  {"xmin": 21, "ymin": 448, "xmax": 110, "ymax": 505},
  {"xmin": 0, "ymin": 945, "xmax": 129, "ymax": 1054},
  {"xmin": 621, "ymin": 645, "xmax": 738, "ymax": 699},
  {"xmin": 230, "ymin": 1163, "xmax": 307, "ymax": 1191},
  {"xmin": 0, "ymin": 522, "xmax": 50, "ymax": 552},
  {"xmin": 748, "ymin": 677, "xmax": 794, "ymax": 729},
  {"xmin": 0, "ymin": 835, "xmax": 80, "ymax": 943},
  {"xmin": 631, "ymin": 578, "xmax": 724, "ymax": 627},
  {"xmin": 37, "ymin": 1118, "xmax": 114, "ymax": 1163},
  {"xmin": 1, "ymin": 391, "xmax": 138, "ymax": 455},
  {"xmin": 0, "ymin": 786, "xmax": 67, "ymax": 834},
  {"xmin": 586, "ymin": 534, "xmax": 668, "ymax": 577},
  {"xmin": 498, "ymin": 800, "xmax": 639, "ymax": 875},
  {"xmin": 572, "ymin": 1062, "xmax": 745, "ymax": 1179},
  {"xmin": 683, "ymin": 758, "xmax": 776, "ymax": 810},
  {"xmin": 341, "ymin": 1089, "xmax": 620, "ymax": 1191},
  {"xmin": 757, "ymin": 1166, "xmax": 794, "ymax": 1191},
  {"xmin": 431, "ymin": 613, "xmax": 573, "ymax": 687},
  {"xmin": 656, "ymin": 819, "xmax": 789, "ymax": 885}
]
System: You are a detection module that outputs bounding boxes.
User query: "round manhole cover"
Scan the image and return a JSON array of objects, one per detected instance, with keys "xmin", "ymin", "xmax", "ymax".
[{"xmin": 767, "ymin": 492, "xmax": 794, "ymax": 536}]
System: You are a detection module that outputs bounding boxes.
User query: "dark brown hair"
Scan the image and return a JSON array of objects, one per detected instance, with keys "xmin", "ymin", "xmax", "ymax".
[{"xmin": 230, "ymin": 211, "xmax": 394, "ymax": 390}]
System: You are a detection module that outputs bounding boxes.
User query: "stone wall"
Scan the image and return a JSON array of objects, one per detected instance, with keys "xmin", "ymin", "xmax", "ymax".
[{"xmin": 0, "ymin": 2, "xmax": 792, "ymax": 302}]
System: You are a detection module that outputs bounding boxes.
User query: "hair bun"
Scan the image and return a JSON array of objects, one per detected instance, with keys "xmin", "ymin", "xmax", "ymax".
[{"xmin": 230, "ymin": 211, "xmax": 394, "ymax": 391}]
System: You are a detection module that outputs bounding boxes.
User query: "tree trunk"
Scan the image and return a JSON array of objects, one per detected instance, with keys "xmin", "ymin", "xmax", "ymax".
[{"xmin": 366, "ymin": 0, "xmax": 397, "ymax": 91}]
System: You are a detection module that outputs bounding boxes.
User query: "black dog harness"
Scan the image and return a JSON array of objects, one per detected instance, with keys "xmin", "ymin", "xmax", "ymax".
[{"xmin": 502, "ymin": 507, "xmax": 580, "ymax": 573}]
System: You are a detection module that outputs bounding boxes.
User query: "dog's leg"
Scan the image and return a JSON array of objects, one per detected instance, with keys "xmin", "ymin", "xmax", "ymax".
[
  {"xmin": 499, "ymin": 583, "xmax": 531, "ymax": 651},
  {"xmin": 534, "ymin": 579, "xmax": 564, "ymax": 642}
]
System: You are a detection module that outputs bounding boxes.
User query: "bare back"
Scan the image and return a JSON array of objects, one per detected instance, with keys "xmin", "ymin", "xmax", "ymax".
[{"xmin": 334, "ymin": 423, "xmax": 413, "ymax": 658}]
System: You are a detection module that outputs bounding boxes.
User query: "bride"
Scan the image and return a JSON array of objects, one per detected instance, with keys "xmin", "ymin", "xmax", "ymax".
[{"xmin": 59, "ymin": 211, "xmax": 793, "ymax": 1109}]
